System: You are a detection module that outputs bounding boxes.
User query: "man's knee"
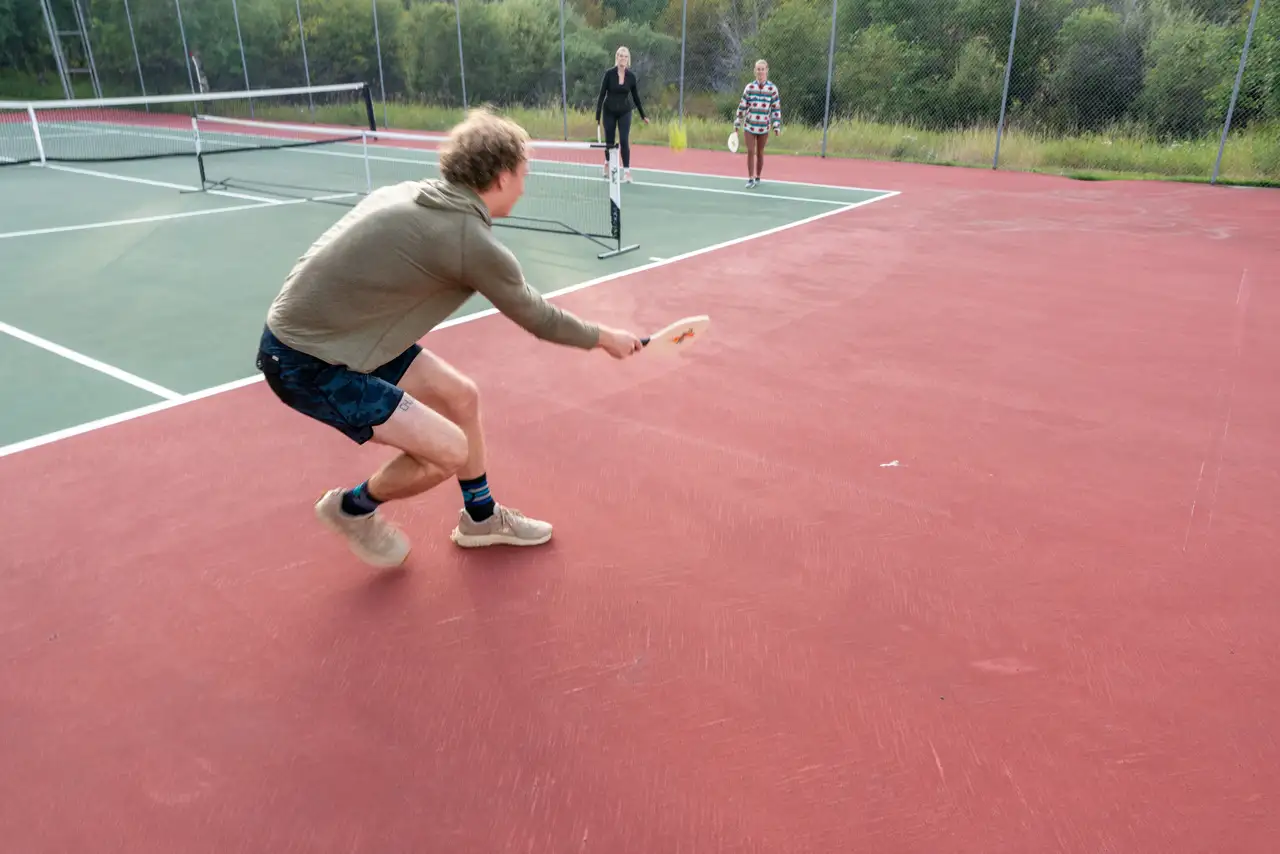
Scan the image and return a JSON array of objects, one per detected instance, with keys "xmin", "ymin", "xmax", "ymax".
[
  {"xmin": 432, "ymin": 422, "xmax": 470, "ymax": 474},
  {"xmin": 398, "ymin": 349, "xmax": 480, "ymax": 425},
  {"xmin": 372, "ymin": 392, "xmax": 469, "ymax": 472},
  {"xmin": 445, "ymin": 374, "xmax": 481, "ymax": 424}
]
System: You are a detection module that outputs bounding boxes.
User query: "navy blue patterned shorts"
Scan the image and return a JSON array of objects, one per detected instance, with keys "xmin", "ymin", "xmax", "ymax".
[{"xmin": 255, "ymin": 325, "xmax": 422, "ymax": 444}]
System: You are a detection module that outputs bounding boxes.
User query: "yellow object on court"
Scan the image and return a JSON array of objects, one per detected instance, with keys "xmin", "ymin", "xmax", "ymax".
[{"xmin": 668, "ymin": 122, "xmax": 687, "ymax": 152}]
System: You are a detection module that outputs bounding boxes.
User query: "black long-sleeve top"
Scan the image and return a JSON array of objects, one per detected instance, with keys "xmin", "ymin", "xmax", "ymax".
[{"xmin": 595, "ymin": 67, "xmax": 646, "ymax": 121}]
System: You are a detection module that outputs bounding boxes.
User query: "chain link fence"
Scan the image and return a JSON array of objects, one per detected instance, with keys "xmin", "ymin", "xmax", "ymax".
[{"xmin": 4, "ymin": 0, "xmax": 1277, "ymax": 185}]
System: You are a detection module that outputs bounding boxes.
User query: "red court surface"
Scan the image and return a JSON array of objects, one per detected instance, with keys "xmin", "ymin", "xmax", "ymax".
[{"xmin": 3, "ymin": 150, "xmax": 1279, "ymax": 853}]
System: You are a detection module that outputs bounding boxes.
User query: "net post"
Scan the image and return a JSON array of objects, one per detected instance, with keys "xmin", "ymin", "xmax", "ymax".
[
  {"xmin": 26, "ymin": 106, "xmax": 47, "ymax": 165},
  {"xmin": 362, "ymin": 83, "xmax": 377, "ymax": 131},
  {"xmin": 597, "ymin": 144, "xmax": 639, "ymax": 260},
  {"xmin": 362, "ymin": 133, "xmax": 372, "ymax": 193},
  {"xmin": 191, "ymin": 111, "xmax": 206, "ymax": 189}
]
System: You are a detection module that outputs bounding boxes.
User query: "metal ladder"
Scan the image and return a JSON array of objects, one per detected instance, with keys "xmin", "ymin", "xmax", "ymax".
[{"xmin": 39, "ymin": 0, "xmax": 103, "ymax": 100}]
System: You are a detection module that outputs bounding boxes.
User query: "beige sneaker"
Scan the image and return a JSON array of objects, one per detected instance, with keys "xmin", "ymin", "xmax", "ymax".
[
  {"xmin": 450, "ymin": 504, "xmax": 552, "ymax": 548},
  {"xmin": 314, "ymin": 488, "xmax": 411, "ymax": 568}
]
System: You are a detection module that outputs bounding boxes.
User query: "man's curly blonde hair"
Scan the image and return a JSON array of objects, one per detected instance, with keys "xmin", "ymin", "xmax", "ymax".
[{"xmin": 438, "ymin": 106, "xmax": 530, "ymax": 192}]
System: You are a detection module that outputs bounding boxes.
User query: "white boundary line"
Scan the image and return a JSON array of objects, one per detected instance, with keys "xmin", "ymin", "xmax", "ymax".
[
  {"xmin": 0, "ymin": 188, "xmax": 358, "ymax": 240},
  {"xmin": 45, "ymin": 162, "xmax": 284, "ymax": 203},
  {"xmin": 0, "ymin": 320, "xmax": 181, "ymax": 400},
  {"xmin": 1, "ymin": 199, "xmax": 281, "ymax": 240},
  {"xmin": 630, "ymin": 161, "xmax": 899, "ymax": 196},
  {"xmin": 0, "ymin": 189, "xmax": 899, "ymax": 460}
]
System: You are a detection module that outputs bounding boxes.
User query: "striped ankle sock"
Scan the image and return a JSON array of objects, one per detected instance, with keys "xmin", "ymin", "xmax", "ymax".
[
  {"xmin": 459, "ymin": 474, "xmax": 495, "ymax": 522},
  {"xmin": 341, "ymin": 481, "xmax": 383, "ymax": 516}
]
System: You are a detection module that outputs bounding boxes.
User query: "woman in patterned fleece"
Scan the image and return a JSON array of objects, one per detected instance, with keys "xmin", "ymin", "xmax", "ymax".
[{"xmin": 733, "ymin": 59, "xmax": 782, "ymax": 188}]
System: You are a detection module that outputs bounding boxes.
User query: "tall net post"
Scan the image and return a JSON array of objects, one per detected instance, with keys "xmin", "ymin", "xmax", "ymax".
[
  {"xmin": 172, "ymin": 0, "xmax": 196, "ymax": 93},
  {"xmin": 122, "ymin": 0, "xmax": 148, "ymax": 100},
  {"xmin": 992, "ymin": 0, "xmax": 1022, "ymax": 170},
  {"xmin": 560, "ymin": 0, "xmax": 570, "ymax": 140},
  {"xmin": 230, "ymin": 0, "xmax": 253, "ymax": 115},
  {"xmin": 1212, "ymin": 0, "xmax": 1262, "ymax": 184},
  {"xmin": 455, "ymin": 0, "xmax": 469, "ymax": 109},
  {"xmin": 294, "ymin": 0, "xmax": 315, "ymax": 113},
  {"xmin": 1214, "ymin": 0, "xmax": 1276, "ymax": 186},
  {"xmin": 678, "ymin": 0, "xmax": 689, "ymax": 125},
  {"xmin": 372, "ymin": 0, "xmax": 390, "ymax": 128},
  {"xmin": 819, "ymin": 0, "xmax": 838, "ymax": 157}
]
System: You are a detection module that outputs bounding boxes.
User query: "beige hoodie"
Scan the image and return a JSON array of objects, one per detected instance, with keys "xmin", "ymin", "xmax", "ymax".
[{"xmin": 265, "ymin": 178, "xmax": 600, "ymax": 373}]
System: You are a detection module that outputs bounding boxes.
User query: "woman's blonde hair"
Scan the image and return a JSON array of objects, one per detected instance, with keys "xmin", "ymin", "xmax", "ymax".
[
  {"xmin": 439, "ymin": 106, "xmax": 530, "ymax": 192},
  {"xmin": 615, "ymin": 45, "xmax": 631, "ymax": 67}
]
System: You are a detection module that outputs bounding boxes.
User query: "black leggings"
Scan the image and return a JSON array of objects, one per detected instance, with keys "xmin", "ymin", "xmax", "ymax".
[{"xmin": 602, "ymin": 109, "xmax": 632, "ymax": 168}]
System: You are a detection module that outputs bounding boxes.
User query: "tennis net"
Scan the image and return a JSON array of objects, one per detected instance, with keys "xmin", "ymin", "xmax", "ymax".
[
  {"xmin": 0, "ymin": 83, "xmax": 374, "ymax": 166},
  {"xmin": 193, "ymin": 114, "xmax": 637, "ymax": 259},
  {"xmin": 0, "ymin": 82, "xmax": 638, "ymax": 260}
]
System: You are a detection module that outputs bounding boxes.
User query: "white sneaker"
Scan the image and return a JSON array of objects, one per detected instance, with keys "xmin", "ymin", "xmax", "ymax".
[
  {"xmin": 314, "ymin": 488, "xmax": 411, "ymax": 568},
  {"xmin": 623, "ymin": 168, "xmax": 633, "ymax": 183},
  {"xmin": 450, "ymin": 504, "xmax": 552, "ymax": 548}
]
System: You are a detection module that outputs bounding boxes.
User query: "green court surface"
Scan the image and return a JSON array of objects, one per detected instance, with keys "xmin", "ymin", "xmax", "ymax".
[{"xmin": 1, "ymin": 138, "xmax": 893, "ymax": 453}]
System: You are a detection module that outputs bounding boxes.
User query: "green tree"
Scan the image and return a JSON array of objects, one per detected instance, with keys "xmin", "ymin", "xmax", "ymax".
[
  {"xmin": 746, "ymin": 0, "xmax": 836, "ymax": 126},
  {"xmin": 1046, "ymin": 6, "xmax": 1145, "ymax": 132},
  {"xmin": 833, "ymin": 23, "xmax": 927, "ymax": 124},
  {"xmin": 398, "ymin": 0, "xmax": 465, "ymax": 105},
  {"xmin": 0, "ymin": 0, "xmax": 49, "ymax": 76},
  {"xmin": 1139, "ymin": 8, "xmax": 1235, "ymax": 137},
  {"xmin": 605, "ymin": 0, "xmax": 665, "ymax": 27}
]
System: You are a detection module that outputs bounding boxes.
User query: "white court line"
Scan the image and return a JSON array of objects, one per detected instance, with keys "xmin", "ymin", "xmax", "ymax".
[
  {"xmin": 632, "ymin": 178, "xmax": 852, "ymax": 205},
  {"xmin": 631, "ymin": 162, "xmax": 900, "ymax": 196},
  {"xmin": 45, "ymin": 163, "xmax": 197, "ymax": 193},
  {"xmin": 0, "ymin": 191, "xmax": 358, "ymax": 240},
  {"xmin": 45, "ymin": 162, "xmax": 280, "ymax": 203},
  {"xmin": 0, "ymin": 189, "xmax": 899, "ymax": 460},
  {"xmin": 0, "ymin": 320, "xmax": 181, "ymax": 401},
  {"xmin": 0, "ymin": 198, "xmax": 282, "ymax": 240}
]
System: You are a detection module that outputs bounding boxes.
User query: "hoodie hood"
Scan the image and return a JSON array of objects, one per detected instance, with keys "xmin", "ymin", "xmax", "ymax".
[{"xmin": 412, "ymin": 178, "xmax": 492, "ymax": 226}]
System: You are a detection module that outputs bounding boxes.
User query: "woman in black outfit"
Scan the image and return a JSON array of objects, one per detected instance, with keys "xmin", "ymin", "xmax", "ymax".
[{"xmin": 594, "ymin": 46, "xmax": 648, "ymax": 183}]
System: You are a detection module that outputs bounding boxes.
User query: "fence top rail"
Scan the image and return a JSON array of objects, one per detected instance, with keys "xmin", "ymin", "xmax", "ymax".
[{"xmin": 0, "ymin": 82, "xmax": 369, "ymax": 112}]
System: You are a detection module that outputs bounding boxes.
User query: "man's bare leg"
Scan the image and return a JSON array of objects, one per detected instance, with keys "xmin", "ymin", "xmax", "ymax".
[
  {"xmin": 319, "ymin": 348, "xmax": 550, "ymax": 560},
  {"xmin": 314, "ymin": 390, "xmax": 468, "ymax": 568},
  {"xmin": 391, "ymin": 348, "xmax": 552, "ymax": 548},
  {"xmin": 393, "ymin": 348, "xmax": 488, "ymax": 483}
]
